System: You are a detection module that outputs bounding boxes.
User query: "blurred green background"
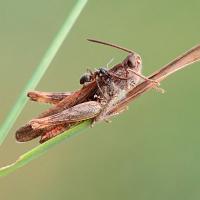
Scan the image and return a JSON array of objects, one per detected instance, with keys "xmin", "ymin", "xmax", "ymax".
[{"xmin": 0, "ymin": 0, "xmax": 200, "ymax": 199}]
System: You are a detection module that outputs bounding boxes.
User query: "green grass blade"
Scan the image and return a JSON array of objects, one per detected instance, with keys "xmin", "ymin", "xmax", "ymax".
[
  {"xmin": 0, "ymin": 0, "xmax": 88, "ymax": 145},
  {"xmin": 0, "ymin": 120, "xmax": 91, "ymax": 177}
]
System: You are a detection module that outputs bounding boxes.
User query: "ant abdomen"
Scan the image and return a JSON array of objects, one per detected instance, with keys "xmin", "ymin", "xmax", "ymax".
[{"xmin": 80, "ymin": 73, "xmax": 92, "ymax": 84}]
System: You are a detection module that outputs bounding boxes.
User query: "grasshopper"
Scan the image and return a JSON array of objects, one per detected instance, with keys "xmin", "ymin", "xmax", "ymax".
[{"xmin": 15, "ymin": 39, "xmax": 200, "ymax": 143}]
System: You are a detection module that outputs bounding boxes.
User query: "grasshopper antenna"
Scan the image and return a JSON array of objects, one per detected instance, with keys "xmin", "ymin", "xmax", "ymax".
[{"xmin": 87, "ymin": 39, "xmax": 134, "ymax": 54}]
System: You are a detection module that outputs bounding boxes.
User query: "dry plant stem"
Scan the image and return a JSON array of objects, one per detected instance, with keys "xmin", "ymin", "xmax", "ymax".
[{"xmin": 110, "ymin": 44, "xmax": 200, "ymax": 113}]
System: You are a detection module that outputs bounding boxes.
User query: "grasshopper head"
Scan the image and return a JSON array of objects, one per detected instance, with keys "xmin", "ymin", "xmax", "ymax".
[{"xmin": 122, "ymin": 53, "xmax": 142, "ymax": 73}]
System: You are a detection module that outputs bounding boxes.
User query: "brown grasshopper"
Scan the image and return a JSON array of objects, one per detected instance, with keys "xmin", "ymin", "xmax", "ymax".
[{"xmin": 15, "ymin": 39, "xmax": 200, "ymax": 143}]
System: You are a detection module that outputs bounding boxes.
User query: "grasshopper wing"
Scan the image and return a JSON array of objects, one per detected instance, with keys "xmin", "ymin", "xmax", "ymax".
[{"xmin": 30, "ymin": 101, "xmax": 102, "ymax": 129}]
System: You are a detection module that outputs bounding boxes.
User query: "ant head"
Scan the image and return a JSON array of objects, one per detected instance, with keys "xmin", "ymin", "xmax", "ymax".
[{"xmin": 122, "ymin": 53, "xmax": 142, "ymax": 72}]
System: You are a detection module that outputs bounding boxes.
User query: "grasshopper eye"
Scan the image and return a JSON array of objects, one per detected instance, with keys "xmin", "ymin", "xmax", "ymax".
[{"xmin": 127, "ymin": 59, "xmax": 133, "ymax": 67}]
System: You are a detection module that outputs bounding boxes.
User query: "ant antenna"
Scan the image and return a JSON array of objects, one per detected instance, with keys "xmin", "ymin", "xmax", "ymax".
[{"xmin": 87, "ymin": 39, "xmax": 134, "ymax": 54}]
